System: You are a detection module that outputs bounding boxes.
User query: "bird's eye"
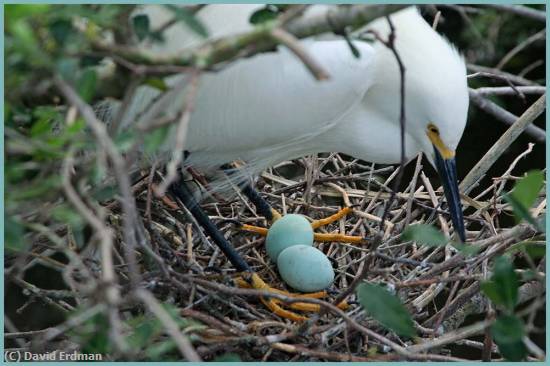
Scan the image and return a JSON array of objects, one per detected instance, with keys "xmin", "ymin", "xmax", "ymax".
[{"xmin": 427, "ymin": 124, "xmax": 439, "ymax": 135}]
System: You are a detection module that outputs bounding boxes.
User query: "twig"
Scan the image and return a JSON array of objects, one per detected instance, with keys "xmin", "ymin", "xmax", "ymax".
[
  {"xmin": 468, "ymin": 89, "xmax": 546, "ymax": 142},
  {"xmin": 467, "ymin": 64, "xmax": 539, "ymax": 86},
  {"xmin": 432, "ymin": 11, "xmax": 442, "ymax": 30},
  {"xmin": 496, "ymin": 28, "xmax": 546, "ymax": 70},
  {"xmin": 407, "ymin": 319, "xmax": 492, "ymax": 353},
  {"xmin": 442, "ymin": 281, "xmax": 545, "ymax": 333},
  {"xmin": 90, "ymin": 5, "xmax": 406, "ymax": 72},
  {"xmin": 136, "ymin": 289, "xmax": 202, "ymax": 361},
  {"xmin": 61, "ymin": 153, "xmax": 120, "ymax": 306},
  {"xmin": 54, "ymin": 76, "xmax": 142, "ymax": 288},
  {"xmin": 156, "ymin": 71, "xmax": 200, "ymax": 196},
  {"xmin": 270, "ymin": 28, "xmax": 330, "ymax": 81},
  {"xmin": 370, "ymin": 16, "xmax": 407, "ymax": 232},
  {"xmin": 460, "ymin": 94, "xmax": 546, "ymax": 193},
  {"xmin": 473, "ymin": 86, "xmax": 546, "ymax": 97},
  {"xmin": 519, "ymin": 59, "xmax": 544, "ymax": 78},
  {"xmin": 109, "ymin": 75, "xmax": 143, "ymax": 136},
  {"xmin": 485, "ymin": 4, "xmax": 546, "ymax": 23}
]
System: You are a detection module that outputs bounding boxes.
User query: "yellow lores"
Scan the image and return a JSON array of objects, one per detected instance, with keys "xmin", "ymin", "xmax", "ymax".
[{"xmin": 426, "ymin": 123, "xmax": 455, "ymax": 160}]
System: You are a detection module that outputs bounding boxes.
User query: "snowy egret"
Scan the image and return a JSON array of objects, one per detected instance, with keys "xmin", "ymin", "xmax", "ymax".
[{"xmin": 126, "ymin": 5, "xmax": 469, "ymax": 320}]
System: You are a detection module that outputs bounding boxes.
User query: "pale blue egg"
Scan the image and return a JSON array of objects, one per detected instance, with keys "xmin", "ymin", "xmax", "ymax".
[
  {"xmin": 277, "ymin": 245, "xmax": 335, "ymax": 292},
  {"xmin": 265, "ymin": 214, "xmax": 313, "ymax": 262}
]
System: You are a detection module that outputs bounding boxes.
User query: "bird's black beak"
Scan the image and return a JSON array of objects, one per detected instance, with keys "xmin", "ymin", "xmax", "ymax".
[{"xmin": 433, "ymin": 147, "xmax": 466, "ymax": 242}]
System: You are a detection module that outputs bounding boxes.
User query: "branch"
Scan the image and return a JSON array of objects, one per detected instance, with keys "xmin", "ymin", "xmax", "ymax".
[
  {"xmin": 467, "ymin": 64, "xmax": 540, "ymax": 86},
  {"xmin": 54, "ymin": 76, "xmax": 142, "ymax": 287},
  {"xmin": 90, "ymin": 5, "xmax": 406, "ymax": 70},
  {"xmin": 136, "ymin": 290, "xmax": 201, "ymax": 361},
  {"xmin": 496, "ymin": 28, "xmax": 546, "ymax": 70},
  {"xmin": 156, "ymin": 71, "xmax": 200, "ymax": 196},
  {"xmin": 441, "ymin": 281, "xmax": 545, "ymax": 333},
  {"xmin": 473, "ymin": 86, "xmax": 546, "ymax": 97},
  {"xmin": 460, "ymin": 94, "xmax": 546, "ymax": 193},
  {"xmin": 485, "ymin": 4, "xmax": 546, "ymax": 23},
  {"xmin": 468, "ymin": 88, "xmax": 546, "ymax": 143},
  {"xmin": 270, "ymin": 28, "xmax": 330, "ymax": 80}
]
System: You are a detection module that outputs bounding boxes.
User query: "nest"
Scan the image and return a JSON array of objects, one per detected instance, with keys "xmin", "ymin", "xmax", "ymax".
[{"xmin": 106, "ymin": 150, "xmax": 544, "ymax": 361}]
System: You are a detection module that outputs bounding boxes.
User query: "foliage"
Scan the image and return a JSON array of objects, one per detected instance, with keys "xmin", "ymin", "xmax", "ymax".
[
  {"xmin": 503, "ymin": 170, "xmax": 545, "ymax": 231},
  {"xmin": 401, "ymin": 224, "xmax": 481, "ymax": 256},
  {"xmin": 70, "ymin": 304, "xmax": 202, "ymax": 361},
  {"xmin": 480, "ymin": 256, "xmax": 519, "ymax": 311},
  {"xmin": 356, "ymin": 283, "xmax": 416, "ymax": 338}
]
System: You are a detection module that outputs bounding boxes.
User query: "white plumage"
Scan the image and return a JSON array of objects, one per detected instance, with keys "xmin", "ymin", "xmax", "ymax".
[{"xmin": 117, "ymin": 5, "xmax": 469, "ymax": 189}]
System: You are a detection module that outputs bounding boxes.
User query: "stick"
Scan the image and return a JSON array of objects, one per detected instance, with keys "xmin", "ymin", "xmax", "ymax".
[
  {"xmin": 468, "ymin": 89, "xmax": 546, "ymax": 142},
  {"xmin": 485, "ymin": 4, "xmax": 545, "ymax": 23},
  {"xmin": 460, "ymin": 94, "xmax": 546, "ymax": 193}
]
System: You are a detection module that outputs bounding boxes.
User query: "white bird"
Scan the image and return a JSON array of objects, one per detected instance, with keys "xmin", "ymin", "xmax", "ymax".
[{"xmin": 118, "ymin": 5, "xmax": 468, "ymax": 240}]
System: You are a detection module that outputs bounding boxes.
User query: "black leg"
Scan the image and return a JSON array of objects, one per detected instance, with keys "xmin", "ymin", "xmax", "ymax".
[
  {"xmin": 241, "ymin": 185, "xmax": 274, "ymax": 221},
  {"xmin": 169, "ymin": 179, "xmax": 251, "ymax": 273},
  {"xmin": 220, "ymin": 164, "xmax": 275, "ymax": 221}
]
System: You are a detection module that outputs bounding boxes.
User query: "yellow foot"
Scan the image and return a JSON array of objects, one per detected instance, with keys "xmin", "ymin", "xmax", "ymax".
[
  {"xmin": 235, "ymin": 273, "xmax": 348, "ymax": 322},
  {"xmin": 240, "ymin": 207, "xmax": 366, "ymax": 244}
]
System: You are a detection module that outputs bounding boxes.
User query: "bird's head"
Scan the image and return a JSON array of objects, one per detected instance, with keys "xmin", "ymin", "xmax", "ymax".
[
  {"xmin": 387, "ymin": 7, "xmax": 470, "ymax": 243},
  {"xmin": 360, "ymin": 6, "xmax": 470, "ymax": 241}
]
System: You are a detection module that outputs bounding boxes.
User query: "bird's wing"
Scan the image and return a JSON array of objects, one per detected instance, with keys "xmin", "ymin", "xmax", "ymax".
[{"xmin": 185, "ymin": 39, "xmax": 376, "ymax": 157}]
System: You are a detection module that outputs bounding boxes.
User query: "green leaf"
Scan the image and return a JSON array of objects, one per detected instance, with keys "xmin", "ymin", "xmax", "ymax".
[
  {"xmin": 504, "ymin": 170, "xmax": 544, "ymax": 228},
  {"xmin": 133, "ymin": 14, "xmax": 150, "ymax": 41},
  {"xmin": 518, "ymin": 269, "xmax": 538, "ymax": 281},
  {"xmin": 32, "ymin": 106, "xmax": 60, "ymax": 135},
  {"xmin": 11, "ymin": 19, "xmax": 39, "ymax": 55},
  {"xmin": 452, "ymin": 242, "xmax": 482, "ymax": 257},
  {"xmin": 146, "ymin": 339, "xmax": 177, "ymax": 360},
  {"xmin": 213, "ymin": 353, "xmax": 242, "ymax": 362},
  {"xmin": 144, "ymin": 125, "xmax": 170, "ymax": 154},
  {"xmin": 491, "ymin": 315, "xmax": 527, "ymax": 361},
  {"xmin": 144, "ymin": 78, "xmax": 169, "ymax": 92},
  {"xmin": 77, "ymin": 68, "xmax": 98, "ymax": 103},
  {"xmin": 525, "ymin": 244, "xmax": 546, "ymax": 259},
  {"xmin": 507, "ymin": 240, "xmax": 546, "ymax": 260},
  {"xmin": 71, "ymin": 311, "xmax": 111, "ymax": 355},
  {"xmin": 503, "ymin": 193, "xmax": 541, "ymax": 229},
  {"xmin": 5, "ymin": 216, "xmax": 26, "ymax": 252},
  {"xmin": 511, "ymin": 170, "xmax": 543, "ymax": 210},
  {"xmin": 56, "ymin": 57, "xmax": 80, "ymax": 82},
  {"xmin": 51, "ymin": 205, "xmax": 85, "ymax": 229},
  {"xmin": 11, "ymin": 176, "xmax": 62, "ymax": 201},
  {"xmin": 356, "ymin": 283, "xmax": 416, "ymax": 338},
  {"xmin": 480, "ymin": 282, "xmax": 501, "ymax": 306},
  {"xmin": 164, "ymin": 5, "xmax": 208, "ymax": 38},
  {"xmin": 344, "ymin": 33, "xmax": 361, "ymax": 58},
  {"xmin": 127, "ymin": 315, "xmax": 163, "ymax": 349},
  {"xmin": 481, "ymin": 256, "xmax": 518, "ymax": 311},
  {"xmin": 80, "ymin": 55, "xmax": 104, "ymax": 67},
  {"xmin": 249, "ymin": 7, "xmax": 278, "ymax": 25},
  {"xmin": 114, "ymin": 130, "xmax": 136, "ymax": 153},
  {"xmin": 67, "ymin": 118, "xmax": 86, "ymax": 134},
  {"xmin": 92, "ymin": 185, "xmax": 118, "ymax": 202},
  {"xmin": 401, "ymin": 224, "xmax": 447, "ymax": 247},
  {"xmin": 4, "ymin": 103, "xmax": 11, "ymax": 122},
  {"xmin": 491, "ymin": 315, "xmax": 524, "ymax": 343},
  {"xmin": 30, "ymin": 117, "xmax": 53, "ymax": 137},
  {"xmin": 49, "ymin": 19, "xmax": 73, "ymax": 46},
  {"xmin": 5, "ymin": 4, "xmax": 50, "ymax": 28}
]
